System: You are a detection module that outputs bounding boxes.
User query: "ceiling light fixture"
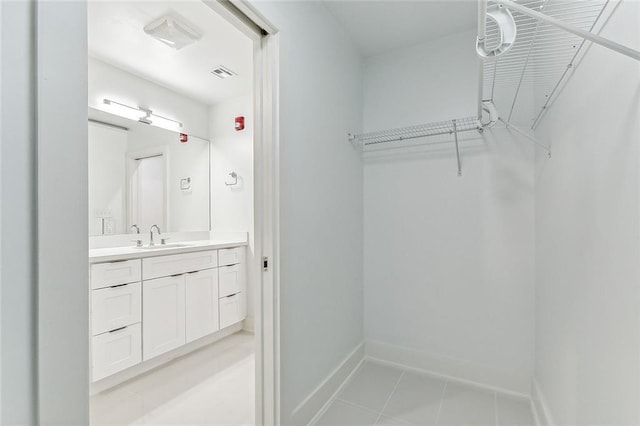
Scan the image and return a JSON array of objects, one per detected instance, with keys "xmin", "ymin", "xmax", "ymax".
[
  {"xmin": 102, "ymin": 98, "xmax": 183, "ymax": 132},
  {"xmin": 143, "ymin": 15, "xmax": 202, "ymax": 50}
]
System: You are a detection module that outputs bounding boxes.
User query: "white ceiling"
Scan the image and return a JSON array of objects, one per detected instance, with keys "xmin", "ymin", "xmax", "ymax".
[
  {"xmin": 88, "ymin": 1, "xmax": 253, "ymax": 106},
  {"xmin": 323, "ymin": 1, "xmax": 477, "ymax": 57}
]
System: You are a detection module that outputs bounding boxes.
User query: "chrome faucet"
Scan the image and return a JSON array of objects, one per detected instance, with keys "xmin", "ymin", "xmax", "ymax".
[
  {"xmin": 149, "ymin": 224, "xmax": 161, "ymax": 246},
  {"xmin": 130, "ymin": 224, "xmax": 142, "ymax": 247}
]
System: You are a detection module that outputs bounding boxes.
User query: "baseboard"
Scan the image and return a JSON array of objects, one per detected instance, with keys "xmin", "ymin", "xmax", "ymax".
[
  {"xmin": 243, "ymin": 315, "xmax": 255, "ymax": 333},
  {"xmin": 365, "ymin": 340, "xmax": 531, "ymax": 398},
  {"xmin": 289, "ymin": 342, "xmax": 365, "ymax": 426},
  {"xmin": 532, "ymin": 378, "xmax": 555, "ymax": 426}
]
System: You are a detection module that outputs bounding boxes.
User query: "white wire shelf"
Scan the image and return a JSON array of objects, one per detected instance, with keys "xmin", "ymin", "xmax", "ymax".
[
  {"xmin": 349, "ymin": 116, "xmax": 480, "ymax": 148},
  {"xmin": 482, "ymin": 0, "xmax": 619, "ymax": 129},
  {"xmin": 349, "ymin": 116, "xmax": 483, "ymax": 176}
]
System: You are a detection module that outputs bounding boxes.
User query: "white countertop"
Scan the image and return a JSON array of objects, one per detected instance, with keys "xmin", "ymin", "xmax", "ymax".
[{"xmin": 89, "ymin": 238, "xmax": 248, "ymax": 263}]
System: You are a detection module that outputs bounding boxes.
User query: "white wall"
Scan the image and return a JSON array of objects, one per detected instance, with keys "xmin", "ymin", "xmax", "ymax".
[
  {"xmin": 37, "ymin": 1, "xmax": 89, "ymax": 423},
  {"xmin": 363, "ymin": 30, "xmax": 536, "ymax": 394},
  {"xmin": 209, "ymin": 94, "xmax": 256, "ymax": 329},
  {"xmin": 248, "ymin": 2, "xmax": 365, "ymax": 422},
  {"xmin": 88, "ymin": 57, "xmax": 210, "ymax": 138},
  {"xmin": 1, "ymin": 2, "xmax": 37, "ymax": 423},
  {"xmin": 533, "ymin": 2, "xmax": 640, "ymax": 423}
]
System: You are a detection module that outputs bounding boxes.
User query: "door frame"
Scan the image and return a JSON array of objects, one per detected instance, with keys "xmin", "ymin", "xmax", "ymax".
[
  {"xmin": 204, "ymin": 3, "xmax": 281, "ymax": 424},
  {"xmin": 126, "ymin": 148, "xmax": 169, "ymax": 233},
  {"xmin": 35, "ymin": 1, "xmax": 281, "ymax": 424}
]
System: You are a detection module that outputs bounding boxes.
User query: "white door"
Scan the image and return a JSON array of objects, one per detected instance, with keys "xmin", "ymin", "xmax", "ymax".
[
  {"xmin": 185, "ymin": 269, "xmax": 220, "ymax": 343},
  {"xmin": 132, "ymin": 154, "xmax": 165, "ymax": 231},
  {"xmin": 142, "ymin": 275, "xmax": 186, "ymax": 360}
]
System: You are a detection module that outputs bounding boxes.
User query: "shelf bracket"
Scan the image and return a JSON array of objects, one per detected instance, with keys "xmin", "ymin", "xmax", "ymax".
[
  {"xmin": 452, "ymin": 119, "xmax": 462, "ymax": 176},
  {"xmin": 497, "ymin": 117, "xmax": 551, "ymax": 157}
]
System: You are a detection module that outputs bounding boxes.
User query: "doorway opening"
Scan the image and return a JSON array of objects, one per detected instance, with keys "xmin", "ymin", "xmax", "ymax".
[
  {"xmin": 85, "ymin": 2, "xmax": 278, "ymax": 425},
  {"xmin": 129, "ymin": 153, "xmax": 166, "ymax": 232}
]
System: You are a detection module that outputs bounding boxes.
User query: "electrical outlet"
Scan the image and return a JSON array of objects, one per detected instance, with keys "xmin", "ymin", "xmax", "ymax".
[{"xmin": 104, "ymin": 218, "xmax": 115, "ymax": 235}]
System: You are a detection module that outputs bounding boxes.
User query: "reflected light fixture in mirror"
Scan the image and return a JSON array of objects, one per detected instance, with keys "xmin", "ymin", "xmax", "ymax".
[
  {"xmin": 102, "ymin": 98, "xmax": 183, "ymax": 132},
  {"xmin": 103, "ymin": 99, "xmax": 146, "ymax": 121}
]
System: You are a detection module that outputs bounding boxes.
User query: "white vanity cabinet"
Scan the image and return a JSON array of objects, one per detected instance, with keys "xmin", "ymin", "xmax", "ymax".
[{"xmin": 90, "ymin": 244, "xmax": 247, "ymax": 383}]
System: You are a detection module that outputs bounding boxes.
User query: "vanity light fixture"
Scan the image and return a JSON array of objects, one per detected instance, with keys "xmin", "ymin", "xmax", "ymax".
[
  {"xmin": 102, "ymin": 98, "xmax": 183, "ymax": 132},
  {"xmin": 148, "ymin": 113, "xmax": 183, "ymax": 132},
  {"xmin": 103, "ymin": 99, "xmax": 147, "ymax": 121}
]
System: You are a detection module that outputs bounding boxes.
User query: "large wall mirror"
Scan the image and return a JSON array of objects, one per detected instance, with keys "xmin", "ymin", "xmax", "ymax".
[{"xmin": 88, "ymin": 108, "xmax": 210, "ymax": 237}]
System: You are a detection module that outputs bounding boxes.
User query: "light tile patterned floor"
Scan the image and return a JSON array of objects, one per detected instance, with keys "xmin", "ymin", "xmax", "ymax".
[
  {"xmin": 90, "ymin": 331, "xmax": 255, "ymax": 426},
  {"xmin": 313, "ymin": 361, "xmax": 532, "ymax": 426}
]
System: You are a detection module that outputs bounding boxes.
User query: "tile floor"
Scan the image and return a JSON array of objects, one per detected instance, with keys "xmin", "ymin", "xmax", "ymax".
[
  {"xmin": 90, "ymin": 331, "xmax": 255, "ymax": 426},
  {"xmin": 313, "ymin": 361, "xmax": 533, "ymax": 426}
]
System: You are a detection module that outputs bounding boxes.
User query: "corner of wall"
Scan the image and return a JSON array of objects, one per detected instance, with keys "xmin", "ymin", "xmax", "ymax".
[{"xmin": 531, "ymin": 379, "xmax": 555, "ymax": 426}]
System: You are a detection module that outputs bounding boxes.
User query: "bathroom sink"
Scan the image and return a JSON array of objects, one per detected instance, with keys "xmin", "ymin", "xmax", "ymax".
[{"xmin": 136, "ymin": 243, "xmax": 192, "ymax": 250}]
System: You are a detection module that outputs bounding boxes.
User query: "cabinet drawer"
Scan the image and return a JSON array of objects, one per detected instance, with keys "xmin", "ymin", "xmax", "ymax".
[
  {"xmin": 91, "ymin": 259, "xmax": 141, "ymax": 289},
  {"xmin": 219, "ymin": 264, "xmax": 243, "ymax": 298},
  {"xmin": 142, "ymin": 250, "xmax": 218, "ymax": 280},
  {"xmin": 218, "ymin": 247, "xmax": 242, "ymax": 266},
  {"xmin": 92, "ymin": 323, "xmax": 141, "ymax": 382},
  {"xmin": 219, "ymin": 293, "xmax": 245, "ymax": 329},
  {"xmin": 92, "ymin": 283, "xmax": 142, "ymax": 335}
]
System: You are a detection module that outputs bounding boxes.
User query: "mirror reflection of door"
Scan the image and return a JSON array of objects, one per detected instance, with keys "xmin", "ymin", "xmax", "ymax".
[{"xmin": 131, "ymin": 154, "xmax": 165, "ymax": 231}]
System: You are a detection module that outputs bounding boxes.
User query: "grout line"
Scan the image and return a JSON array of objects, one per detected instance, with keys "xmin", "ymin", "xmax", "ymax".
[
  {"xmin": 334, "ymin": 398, "xmax": 382, "ymax": 416},
  {"xmin": 374, "ymin": 371, "xmax": 405, "ymax": 424},
  {"xmin": 308, "ymin": 357, "xmax": 368, "ymax": 425},
  {"xmin": 434, "ymin": 380, "xmax": 448, "ymax": 426}
]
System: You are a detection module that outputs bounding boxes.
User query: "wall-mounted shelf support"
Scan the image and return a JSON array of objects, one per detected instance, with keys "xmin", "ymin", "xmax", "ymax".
[
  {"xmin": 453, "ymin": 120, "xmax": 462, "ymax": 176},
  {"xmin": 497, "ymin": 117, "xmax": 551, "ymax": 157}
]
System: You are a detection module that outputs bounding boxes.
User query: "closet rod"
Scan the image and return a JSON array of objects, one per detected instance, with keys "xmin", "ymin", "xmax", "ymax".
[{"xmin": 495, "ymin": 0, "xmax": 640, "ymax": 61}]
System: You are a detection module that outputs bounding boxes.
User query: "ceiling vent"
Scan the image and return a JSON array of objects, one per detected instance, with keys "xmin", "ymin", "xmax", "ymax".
[
  {"xmin": 143, "ymin": 15, "xmax": 202, "ymax": 50},
  {"xmin": 211, "ymin": 65, "xmax": 237, "ymax": 79}
]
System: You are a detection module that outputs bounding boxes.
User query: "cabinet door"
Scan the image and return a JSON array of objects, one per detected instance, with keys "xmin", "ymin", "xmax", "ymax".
[
  {"xmin": 92, "ymin": 323, "xmax": 142, "ymax": 382},
  {"xmin": 143, "ymin": 275, "xmax": 186, "ymax": 360},
  {"xmin": 185, "ymin": 269, "xmax": 220, "ymax": 343}
]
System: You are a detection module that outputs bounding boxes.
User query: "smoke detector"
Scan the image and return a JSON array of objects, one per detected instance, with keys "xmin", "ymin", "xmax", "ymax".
[{"xmin": 143, "ymin": 15, "xmax": 202, "ymax": 50}]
